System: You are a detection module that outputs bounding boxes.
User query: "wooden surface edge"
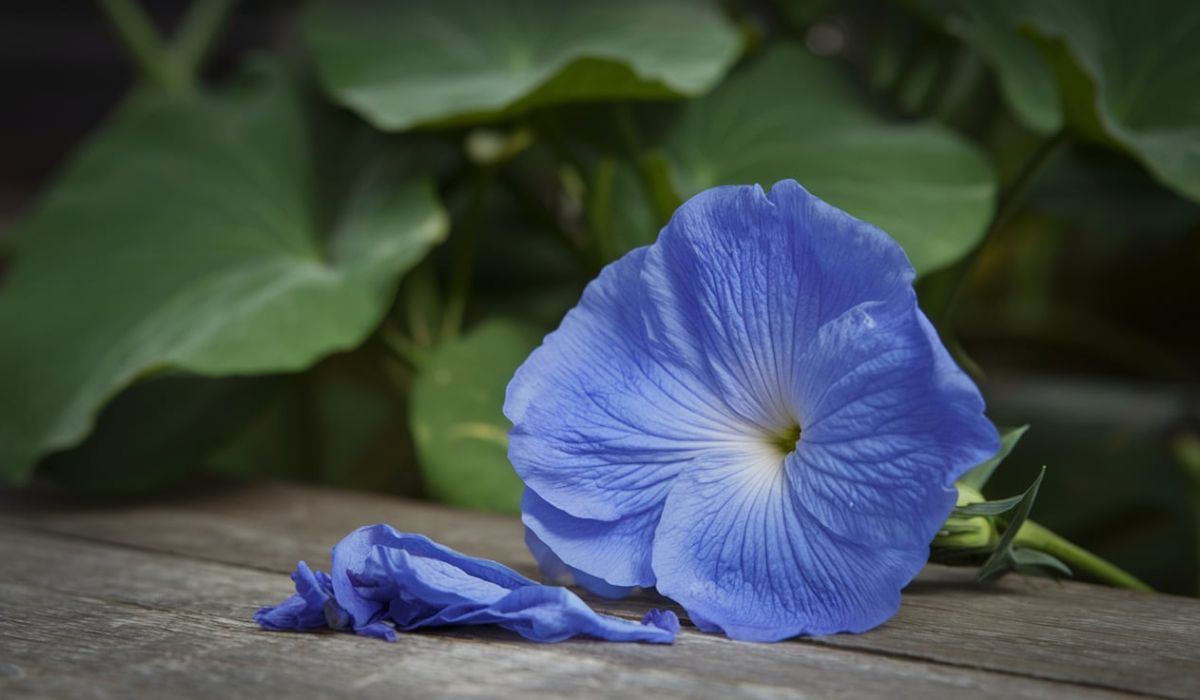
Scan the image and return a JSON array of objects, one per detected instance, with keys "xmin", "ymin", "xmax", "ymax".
[{"xmin": 2, "ymin": 480, "xmax": 1197, "ymax": 698}]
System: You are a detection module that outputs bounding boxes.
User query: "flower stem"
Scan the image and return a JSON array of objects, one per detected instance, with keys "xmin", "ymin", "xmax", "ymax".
[
  {"xmin": 613, "ymin": 104, "xmax": 676, "ymax": 226},
  {"xmin": 97, "ymin": 0, "xmax": 188, "ymax": 94},
  {"xmin": 439, "ymin": 168, "xmax": 492, "ymax": 341},
  {"xmin": 1015, "ymin": 520, "xmax": 1153, "ymax": 592},
  {"xmin": 379, "ymin": 324, "xmax": 429, "ymax": 370},
  {"xmin": 172, "ymin": 0, "xmax": 238, "ymax": 80},
  {"xmin": 939, "ymin": 132, "xmax": 1069, "ymax": 328},
  {"xmin": 930, "ymin": 132, "xmax": 1070, "ymax": 381}
]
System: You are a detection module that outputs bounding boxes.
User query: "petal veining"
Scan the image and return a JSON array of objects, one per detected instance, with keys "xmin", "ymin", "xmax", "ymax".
[
  {"xmin": 511, "ymin": 179, "xmax": 1001, "ymax": 639},
  {"xmin": 506, "ymin": 246, "xmax": 755, "ymax": 522},
  {"xmin": 651, "ymin": 450, "xmax": 926, "ymax": 640},
  {"xmin": 522, "ymin": 488, "xmax": 660, "ymax": 589},
  {"xmin": 640, "ymin": 181, "xmax": 916, "ymax": 435}
]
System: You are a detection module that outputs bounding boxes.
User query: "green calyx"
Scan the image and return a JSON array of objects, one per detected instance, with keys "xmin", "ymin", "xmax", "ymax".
[{"xmin": 934, "ymin": 484, "xmax": 1000, "ymax": 552}]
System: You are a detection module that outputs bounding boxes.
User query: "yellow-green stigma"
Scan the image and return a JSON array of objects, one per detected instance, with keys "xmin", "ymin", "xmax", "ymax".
[{"xmin": 768, "ymin": 422, "xmax": 802, "ymax": 456}]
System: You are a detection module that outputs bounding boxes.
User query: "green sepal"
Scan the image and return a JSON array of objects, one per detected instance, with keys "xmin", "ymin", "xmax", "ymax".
[
  {"xmin": 978, "ymin": 466, "xmax": 1047, "ymax": 581},
  {"xmin": 952, "ymin": 493, "xmax": 1026, "ymax": 518},
  {"xmin": 1010, "ymin": 547, "xmax": 1074, "ymax": 578},
  {"xmin": 958, "ymin": 425, "xmax": 1029, "ymax": 491}
]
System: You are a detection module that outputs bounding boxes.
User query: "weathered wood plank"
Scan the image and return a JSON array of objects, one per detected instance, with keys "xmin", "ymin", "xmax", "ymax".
[
  {"xmin": 3, "ymin": 481, "xmax": 1198, "ymax": 698},
  {"xmin": 0, "ymin": 528, "xmax": 1134, "ymax": 699}
]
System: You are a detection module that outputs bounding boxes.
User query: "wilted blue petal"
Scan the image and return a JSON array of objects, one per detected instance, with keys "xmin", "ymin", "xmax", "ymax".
[
  {"xmin": 641, "ymin": 607, "xmax": 681, "ymax": 636},
  {"xmin": 257, "ymin": 525, "xmax": 676, "ymax": 644},
  {"xmin": 254, "ymin": 561, "xmax": 337, "ymax": 632},
  {"xmin": 434, "ymin": 587, "xmax": 677, "ymax": 643}
]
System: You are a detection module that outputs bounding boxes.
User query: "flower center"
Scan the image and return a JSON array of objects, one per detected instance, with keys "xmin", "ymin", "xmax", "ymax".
[{"xmin": 766, "ymin": 422, "xmax": 802, "ymax": 457}]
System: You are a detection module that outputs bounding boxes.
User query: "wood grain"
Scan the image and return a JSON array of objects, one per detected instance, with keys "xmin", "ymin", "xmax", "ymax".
[{"xmin": 1, "ymin": 481, "xmax": 1197, "ymax": 698}]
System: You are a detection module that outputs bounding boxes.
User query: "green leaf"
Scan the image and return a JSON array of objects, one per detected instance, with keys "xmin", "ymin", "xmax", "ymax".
[
  {"xmin": 661, "ymin": 44, "xmax": 997, "ymax": 275},
  {"xmin": 978, "ymin": 466, "xmax": 1047, "ymax": 581},
  {"xmin": 933, "ymin": 0, "xmax": 1200, "ymax": 202},
  {"xmin": 41, "ymin": 374, "xmax": 281, "ymax": 495},
  {"xmin": 931, "ymin": 0, "xmax": 1063, "ymax": 134},
  {"xmin": 952, "ymin": 493, "xmax": 1026, "ymax": 518},
  {"xmin": 410, "ymin": 319, "xmax": 541, "ymax": 513},
  {"xmin": 958, "ymin": 424, "xmax": 1030, "ymax": 491},
  {"xmin": 0, "ymin": 76, "xmax": 449, "ymax": 482},
  {"xmin": 1010, "ymin": 547, "xmax": 1073, "ymax": 578},
  {"xmin": 304, "ymin": 0, "xmax": 742, "ymax": 131},
  {"xmin": 1030, "ymin": 1, "xmax": 1200, "ymax": 202}
]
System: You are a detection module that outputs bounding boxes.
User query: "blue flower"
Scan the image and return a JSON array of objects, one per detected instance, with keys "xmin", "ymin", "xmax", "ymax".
[
  {"xmin": 255, "ymin": 524, "xmax": 678, "ymax": 644},
  {"xmin": 506, "ymin": 180, "xmax": 999, "ymax": 641}
]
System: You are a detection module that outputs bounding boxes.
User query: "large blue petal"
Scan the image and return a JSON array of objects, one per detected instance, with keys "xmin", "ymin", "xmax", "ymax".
[
  {"xmin": 640, "ymin": 180, "xmax": 915, "ymax": 435},
  {"xmin": 651, "ymin": 451, "xmax": 924, "ymax": 641},
  {"xmin": 522, "ymin": 488, "xmax": 658, "ymax": 590},
  {"xmin": 639, "ymin": 181, "xmax": 996, "ymax": 640},
  {"xmin": 506, "ymin": 247, "xmax": 744, "ymax": 521},
  {"xmin": 789, "ymin": 300, "xmax": 999, "ymax": 549},
  {"xmin": 524, "ymin": 526, "xmax": 636, "ymax": 599}
]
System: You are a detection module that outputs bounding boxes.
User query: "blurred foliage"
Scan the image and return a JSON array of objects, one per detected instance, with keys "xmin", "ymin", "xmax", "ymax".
[
  {"xmin": 410, "ymin": 319, "xmax": 541, "ymax": 512},
  {"xmin": 661, "ymin": 44, "xmax": 995, "ymax": 274},
  {"xmin": 0, "ymin": 0, "xmax": 1197, "ymax": 593},
  {"xmin": 304, "ymin": 0, "xmax": 742, "ymax": 130}
]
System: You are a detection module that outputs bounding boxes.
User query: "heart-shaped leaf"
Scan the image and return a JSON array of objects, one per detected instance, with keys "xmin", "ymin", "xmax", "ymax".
[
  {"xmin": 304, "ymin": 0, "xmax": 742, "ymax": 131},
  {"xmin": 0, "ymin": 76, "xmax": 448, "ymax": 482},
  {"xmin": 929, "ymin": 0, "xmax": 1200, "ymax": 202},
  {"xmin": 660, "ymin": 44, "xmax": 997, "ymax": 275}
]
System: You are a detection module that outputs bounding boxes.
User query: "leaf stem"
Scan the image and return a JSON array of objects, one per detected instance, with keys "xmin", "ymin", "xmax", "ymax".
[
  {"xmin": 932, "ymin": 47, "xmax": 985, "ymax": 123},
  {"xmin": 589, "ymin": 158, "xmax": 620, "ymax": 264},
  {"xmin": 379, "ymin": 324, "xmax": 429, "ymax": 370},
  {"xmin": 440, "ymin": 168, "xmax": 492, "ymax": 341},
  {"xmin": 172, "ymin": 0, "xmax": 238, "ymax": 80},
  {"xmin": 613, "ymin": 103, "xmax": 675, "ymax": 225},
  {"xmin": 401, "ymin": 256, "xmax": 442, "ymax": 350},
  {"xmin": 940, "ymin": 132, "xmax": 1069, "ymax": 327},
  {"xmin": 886, "ymin": 25, "xmax": 936, "ymax": 113},
  {"xmin": 932, "ymin": 131, "xmax": 1070, "ymax": 381},
  {"xmin": 97, "ymin": 0, "xmax": 188, "ymax": 94},
  {"xmin": 1015, "ymin": 520, "xmax": 1153, "ymax": 592}
]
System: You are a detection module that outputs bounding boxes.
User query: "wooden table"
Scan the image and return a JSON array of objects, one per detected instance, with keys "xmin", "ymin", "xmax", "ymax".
[{"xmin": 1, "ymin": 481, "xmax": 1197, "ymax": 698}]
